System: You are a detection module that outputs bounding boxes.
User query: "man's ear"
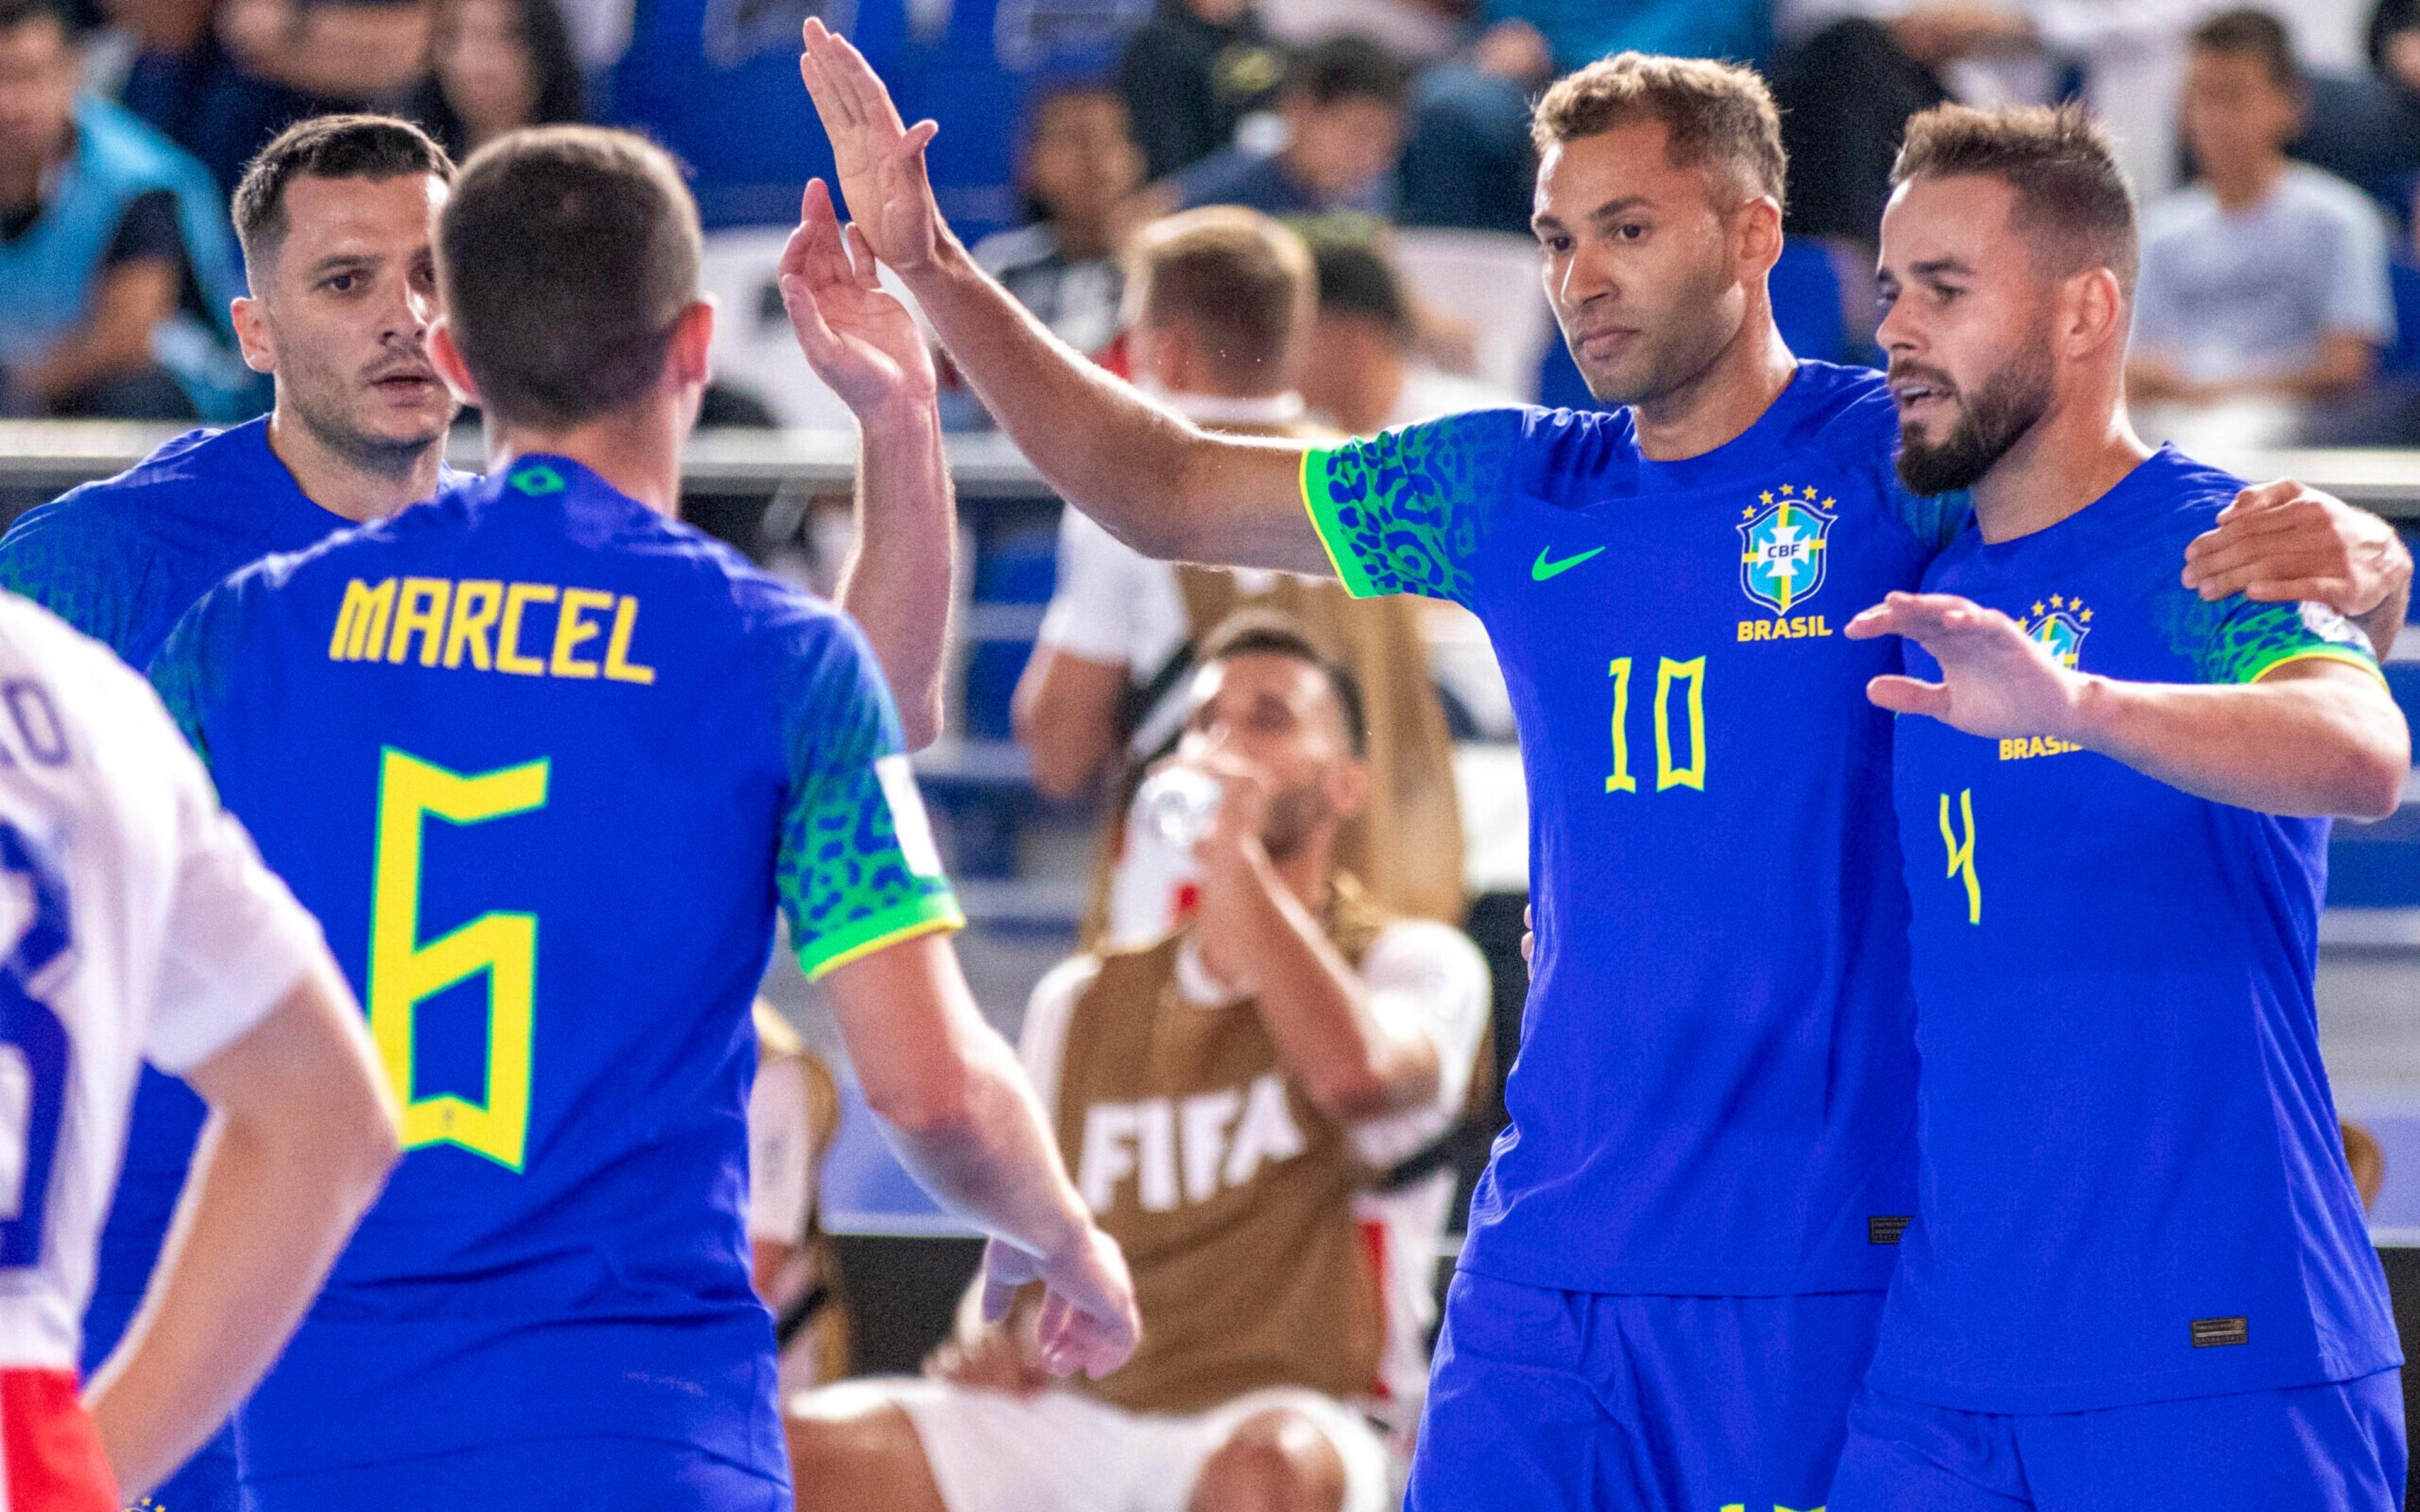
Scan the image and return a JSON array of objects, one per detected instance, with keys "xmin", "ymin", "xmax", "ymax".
[
  {"xmin": 231, "ymin": 295, "xmax": 275, "ymax": 375},
  {"xmin": 429, "ymin": 318, "xmax": 483, "ymax": 406},
  {"xmin": 1326, "ymin": 754, "xmax": 1372, "ymax": 823},
  {"xmin": 2063, "ymin": 266, "xmax": 2126, "ymax": 358},
  {"xmin": 1736, "ymin": 193, "xmax": 1785, "ymax": 279},
  {"xmin": 661, "ymin": 297, "xmax": 717, "ymax": 396}
]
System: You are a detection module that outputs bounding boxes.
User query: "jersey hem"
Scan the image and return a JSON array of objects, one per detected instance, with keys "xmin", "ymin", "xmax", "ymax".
[
  {"xmin": 1298, "ymin": 449, "xmax": 1381, "ymax": 600},
  {"xmin": 1863, "ymin": 1337, "xmax": 2406, "ymax": 1416},
  {"xmin": 798, "ymin": 897, "xmax": 967, "ymax": 980},
  {"xmin": 1454, "ymin": 1246, "xmax": 1897, "ymax": 1299},
  {"xmin": 2244, "ymin": 645, "xmax": 2390, "ymax": 690}
]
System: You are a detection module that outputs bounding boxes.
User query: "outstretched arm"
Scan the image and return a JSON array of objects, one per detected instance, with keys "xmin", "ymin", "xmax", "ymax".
[
  {"xmin": 1848, "ymin": 592, "xmax": 2408, "ymax": 819},
  {"xmin": 794, "ymin": 18, "xmax": 1328, "ymax": 575},
  {"xmin": 781, "ymin": 179, "xmax": 956, "ymax": 749}
]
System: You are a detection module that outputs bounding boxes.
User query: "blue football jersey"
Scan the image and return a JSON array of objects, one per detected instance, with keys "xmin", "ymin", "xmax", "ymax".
[
  {"xmin": 149, "ymin": 456, "xmax": 962, "ymax": 1479},
  {"xmin": 1301, "ymin": 362, "xmax": 1966, "ymax": 1295},
  {"xmin": 1875, "ymin": 445, "xmax": 2401, "ymax": 1414},
  {"xmin": 0, "ymin": 416, "xmax": 457, "ymax": 1375}
]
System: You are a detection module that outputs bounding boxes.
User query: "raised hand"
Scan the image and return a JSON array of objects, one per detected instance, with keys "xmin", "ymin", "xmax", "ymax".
[
  {"xmin": 2181, "ymin": 479, "xmax": 2412, "ymax": 624},
  {"xmin": 777, "ymin": 177, "xmax": 936, "ymax": 417},
  {"xmin": 1846, "ymin": 591, "xmax": 2087, "ymax": 739},
  {"xmin": 977, "ymin": 1225, "xmax": 1139, "ymax": 1381},
  {"xmin": 798, "ymin": 16, "xmax": 947, "ymax": 273}
]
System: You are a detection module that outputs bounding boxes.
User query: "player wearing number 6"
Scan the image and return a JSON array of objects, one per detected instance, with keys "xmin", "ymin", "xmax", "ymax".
[
  {"xmin": 793, "ymin": 25, "xmax": 2413, "ymax": 1511},
  {"xmin": 147, "ymin": 126, "xmax": 1138, "ymax": 1511}
]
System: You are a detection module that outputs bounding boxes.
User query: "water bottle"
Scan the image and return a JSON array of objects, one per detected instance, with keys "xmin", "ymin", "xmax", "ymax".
[
  {"xmin": 1105, "ymin": 767, "xmax": 1223, "ymax": 947},
  {"xmin": 1136, "ymin": 765, "xmax": 1223, "ymax": 849}
]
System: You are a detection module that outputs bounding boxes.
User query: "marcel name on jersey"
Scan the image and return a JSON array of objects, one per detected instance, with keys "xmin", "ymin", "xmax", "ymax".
[{"xmin": 325, "ymin": 575, "xmax": 655, "ymax": 684}]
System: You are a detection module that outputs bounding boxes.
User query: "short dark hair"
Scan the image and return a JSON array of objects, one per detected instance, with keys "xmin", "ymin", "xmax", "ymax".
[
  {"xmin": 1891, "ymin": 101, "xmax": 2139, "ymax": 294},
  {"xmin": 437, "ymin": 125, "xmax": 702, "ymax": 428},
  {"xmin": 1197, "ymin": 612, "xmax": 1369, "ymax": 757},
  {"xmin": 1309, "ymin": 234, "xmax": 1410, "ymax": 344},
  {"xmin": 1531, "ymin": 52, "xmax": 1787, "ymax": 209},
  {"xmin": 233, "ymin": 114, "xmax": 457, "ymax": 275},
  {"xmin": 1129, "ymin": 206, "xmax": 1315, "ymax": 389},
  {"xmin": 1284, "ymin": 33, "xmax": 1409, "ymax": 110},
  {"xmin": 0, "ymin": 0, "xmax": 69, "ymax": 42},
  {"xmin": 2192, "ymin": 8, "xmax": 2303, "ymax": 94}
]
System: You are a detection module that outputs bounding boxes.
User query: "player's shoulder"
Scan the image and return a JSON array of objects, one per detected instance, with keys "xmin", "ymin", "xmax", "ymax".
[
  {"xmin": 1778, "ymin": 360, "xmax": 1899, "ymax": 450},
  {"xmin": 1347, "ymin": 403, "xmax": 1628, "ymax": 498},
  {"xmin": 2139, "ymin": 182, "xmax": 2218, "ymax": 246},
  {"xmin": 2277, "ymin": 163, "xmax": 2388, "ymax": 235},
  {"xmin": 1, "ymin": 425, "xmax": 231, "ymax": 563},
  {"xmin": 2129, "ymin": 445, "xmax": 2247, "ymax": 539}
]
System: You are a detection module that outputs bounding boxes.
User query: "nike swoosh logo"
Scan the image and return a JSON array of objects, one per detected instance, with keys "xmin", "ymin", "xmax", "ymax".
[{"xmin": 1531, "ymin": 546, "xmax": 1607, "ymax": 581}]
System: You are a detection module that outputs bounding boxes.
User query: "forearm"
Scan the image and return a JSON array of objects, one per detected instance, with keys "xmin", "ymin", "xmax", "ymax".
[
  {"xmin": 837, "ymin": 398, "xmax": 955, "ymax": 749},
  {"xmin": 85, "ymin": 1110, "xmax": 388, "ymax": 1497},
  {"xmin": 2067, "ymin": 672, "xmax": 2408, "ymax": 818},
  {"xmin": 1208, "ymin": 863, "xmax": 1439, "ymax": 1120},
  {"xmin": 25, "ymin": 263, "xmax": 176, "ymax": 404},
  {"xmin": 902, "ymin": 243, "xmax": 1309, "ymax": 569},
  {"xmin": 2356, "ymin": 564, "xmax": 2411, "ymax": 662},
  {"xmin": 877, "ymin": 1023, "xmax": 1090, "ymax": 1263}
]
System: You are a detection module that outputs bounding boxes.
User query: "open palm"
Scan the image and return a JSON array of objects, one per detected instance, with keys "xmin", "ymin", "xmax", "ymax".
[
  {"xmin": 1847, "ymin": 592, "xmax": 2087, "ymax": 739},
  {"xmin": 798, "ymin": 16, "xmax": 946, "ymax": 274},
  {"xmin": 778, "ymin": 177, "xmax": 936, "ymax": 416}
]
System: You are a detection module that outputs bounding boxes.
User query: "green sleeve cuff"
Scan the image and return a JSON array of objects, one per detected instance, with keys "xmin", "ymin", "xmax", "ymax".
[
  {"xmin": 1299, "ymin": 447, "xmax": 1385, "ymax": 600},
  {"xmin": 2242, "ymin": 644, "xmax": 2390, "ymax": 690},
  {"xmin": 797, "ymin": 891, "xmax": 967, "ymax": 980}
]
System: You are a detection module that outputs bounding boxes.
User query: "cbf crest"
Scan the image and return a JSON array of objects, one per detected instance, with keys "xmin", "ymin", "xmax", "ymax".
[
  {"xmin": 2022, "ymin": 594, "xmax": 2093, "ymax": 667},
  {"xmin": 1737, "ymin": 486, "xmax": 1835, "ymax": 616}
]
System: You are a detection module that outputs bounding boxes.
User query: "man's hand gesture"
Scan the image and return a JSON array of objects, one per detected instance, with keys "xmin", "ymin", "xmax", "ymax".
[
  {"xmin": 798, "ymin": 16, "xmax": 947, "ymax": 275},
  {"xmin": 1847, "ymin": 592, "xmax": 2088, "ymax": 740},
  {"xmin": 778, "ymin": 177, "xmax": 936, "ymax": 418},
  {"xmin": 976, "ymin": 1224, "xmax": 1140, "ymax": 1381}
]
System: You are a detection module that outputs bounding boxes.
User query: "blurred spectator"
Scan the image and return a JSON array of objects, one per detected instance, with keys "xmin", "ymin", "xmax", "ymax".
[
  {"xmin": 2130, "ymin": 10, "xmax": 2395, "ymax": 409},
  {"xmin": 408, "ymin": 0, "xmax": 582, "ymax": 159},
  {"xmin": 2294, "ymin": 0, "xmax": 2420, "ymax": 198},
  {"xmin": 1260, "ymin": 0, "xmax": 1460, "ymax": 61},
  {"xmin": 2344, "ymin": 1118, "xmax": 2387, "ymax": 1213},
  {"xmin": 1484, "ymin": 0, "xmax": 1769, "ymax": 76},
  {"xmin": 1013, "ymin": 205, "xmax": 1466, "ymax": 938},
  {"xmin": 1396, "ymin": 18, "xmax": 1547, "ymax": 232},
  {"xmin": 1299, "ymin": 229, "xmax": 1509, "ymax": 435},
  {"xmin": 1115, "ymin": 0, "xmax": 1281, "ymax": 183},
  {"xmin": 747, "ymin": 1000, "xmax": 848, "ymax": 1397},
  {"xmin": 971, "ymin": 74, "xmax": 1143, "ymax": 356},
  {"xmin": 790, "ymin": 615, "xmax": 1492, "ymax": 1512},
  {"xmin": 0, "ymin": 0, "xmax": 245, "ymax": 418},
  {"xmin": 1170, "ymin": 32, "xmax": 1407, "ymax": 219},
  {"xmin": 115, "ymin": 0, "xmax": 432, "ymax": 193}
]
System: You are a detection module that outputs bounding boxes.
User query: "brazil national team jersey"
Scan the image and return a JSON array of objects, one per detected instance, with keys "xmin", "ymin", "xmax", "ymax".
[
  {"xmin": 1301, "ymin": 362, "xmax": 1966, "ymax": 1295},
  {"xmin": 1876, "ymin": 445, "xmax": 2400, "ymax": 1414},
  {"xmin": 0, "ymin": 416, "xmax": 454, "ymax": 1376},
  {"xmin": 149, "ymin": 456, "xmax": 962, "ymax": 1480}
]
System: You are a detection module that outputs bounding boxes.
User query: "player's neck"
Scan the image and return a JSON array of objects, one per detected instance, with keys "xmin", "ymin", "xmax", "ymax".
[
  {"xmin": 1969, "ymin": 388, "xmax": 2152, "ymax": 545},
  {"xmin": 2203, "ymin": 151, "xmax": 2288, "ymax": 215},
  {"xmin": 266, "ymin": 408, "xmax": 446, "ymax": 524},
  {"xmin": 485, "ymin": 398, "xmax": 686, "ymax": 518},
  {"xmin": 1628, "ymin": 312, "xmax": 1795, "ymax": 464}
]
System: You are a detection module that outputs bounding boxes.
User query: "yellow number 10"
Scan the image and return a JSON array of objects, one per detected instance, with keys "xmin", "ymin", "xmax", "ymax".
[
  {"xmin": 1606, "ymin": 655, "xmax": 1708, "ymax": 794},
  {"xmin": 367, "ymin": 747, "xmax": 549, "ymax": 1171}
]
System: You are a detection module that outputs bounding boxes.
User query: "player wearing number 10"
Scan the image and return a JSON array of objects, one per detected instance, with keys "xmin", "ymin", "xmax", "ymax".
[
  {"xmin": 794, "ymin": 26, "xmax": 2412, "ymax": 1512},
  {"xmin": 148, "ymin": 126, "xmax": 1138, "ymax": 1511}
]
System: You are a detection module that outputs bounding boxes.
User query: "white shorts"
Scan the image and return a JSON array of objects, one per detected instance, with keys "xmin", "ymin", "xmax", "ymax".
[{"xmin": 802, "ymin": 1377, "xmax": 1391, "ymax": 1512}]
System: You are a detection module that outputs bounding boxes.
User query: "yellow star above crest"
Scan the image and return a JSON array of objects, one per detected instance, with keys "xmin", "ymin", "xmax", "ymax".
[
  {"xmin": 2080, "ymin": 607, "xmax": 2094, "ymax": 622},
  {"xmin": 2031, "ymin": 600, "xmax": 2046, "ymax": 617},
  {"xmin": 1778, "ymin": 484, "xmax": 1795, "ymax": 497},
  {"xmin": 2049, "ymin": 593, "xmax": 2065, "ymax": 609},
  {"xmin": 1760, "ymin": 490, "xmax": 1773, "ymax": 505},
  {"xmin": 1742, "ymin": 507, "xmax": 1756, "ymax": 518}
]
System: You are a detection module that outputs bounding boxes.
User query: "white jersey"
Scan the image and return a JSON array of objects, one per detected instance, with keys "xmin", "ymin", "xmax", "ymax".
[{"xmin": 0, "ymin": 595, "xmax": 326, "ymax": 1372}]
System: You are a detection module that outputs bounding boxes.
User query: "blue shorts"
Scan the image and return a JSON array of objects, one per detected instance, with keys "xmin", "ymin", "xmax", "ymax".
[
  {"xmin": 238, "ymin": 1436, "xmax": 791, "ymax": 1512},
  {"xmin": 1407, "ymin": 1269, "xmax": 1887, "ymax": 1512},
  {"xmin": 84, "ymin": 1289, "xmax": 239, "ymax": 1512},
  {"xmin": 1828, "ymin": 1370, "xmax": 2407, "ymax": 1511}
]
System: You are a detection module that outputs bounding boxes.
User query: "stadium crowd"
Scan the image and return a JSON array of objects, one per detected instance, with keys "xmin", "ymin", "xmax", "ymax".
[{"xmin": 5, "ymin": 2, "xmax": 2420, "ymax": 1511}]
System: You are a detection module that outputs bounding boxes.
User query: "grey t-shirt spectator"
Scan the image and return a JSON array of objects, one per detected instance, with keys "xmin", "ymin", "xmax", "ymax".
[{"xmin": 2133, "ymin": 163, "xmax": 2397, "ymax": 387}]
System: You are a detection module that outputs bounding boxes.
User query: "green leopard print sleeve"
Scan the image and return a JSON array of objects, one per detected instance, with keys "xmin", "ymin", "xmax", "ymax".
[
  {"xmin": 773, "ymin": 619, "xmax": 963, "ymax": 980},
  {"xmin": 1301, "ymin": 410, "xmax": 1521, "ymax": 607},
  {"xmin": 2164, "ymin": 593, "xmax": 2385, "ymax": 687}
]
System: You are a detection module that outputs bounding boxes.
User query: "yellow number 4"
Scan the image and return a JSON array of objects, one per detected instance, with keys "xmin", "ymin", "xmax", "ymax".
[
  {"xmin": 1939, "ymin": 788, "xmax": 1981, "ymax": 925},
  {"xmin": 369, "ymin": 747, "xmax": 549, "ymax": 1171}
]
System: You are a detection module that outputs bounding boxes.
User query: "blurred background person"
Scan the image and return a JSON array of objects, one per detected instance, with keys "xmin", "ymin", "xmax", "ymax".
[
  {"xmin": 1298, "ymin": 226, "xmax": 1510, "ymax": 437},
  {"xmin": 1115, "ymin": 0, "xmax": 1281, "ymax": 184},
  {"xmin": 970, "ymin": 71, "xmax": 1145, "ymax": 360},
  {"xmin": 0, "ymin": 0, "xmax": 245, "ymax": 419},
  {"xmin": 2130, "ymin": 9, "xmax": 2395, "ymax": 411},
  {"xmin": 749, "ymin": 1000, "xmax": 850, "ymax": 1398},
  {"xmin": 1170, "ymin": 32, "xmax": 1407, "ymax": 219},
  {"xmin": 792, "ymin": 615, "xmax": 1492, "ymax": 1512},
  {"xmin": 1010, "ymin": 205, "xmax": 1465, "ymax": 944},
  {"xmin": 408, "ymin": 0, "xmax": 583, "ymax": 159}
]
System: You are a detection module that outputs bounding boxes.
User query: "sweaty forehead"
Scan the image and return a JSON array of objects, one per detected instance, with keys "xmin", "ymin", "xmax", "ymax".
[
  {"xmin": 268, "ymin": 173, "xmax": 446, "ymax": 268},
  {"xmin": 1534, "ymin": 120, "xmax": 1727, "ymax": 220},
  {"xmin": 1880, "ymin": 175, "xmax": 2021, "ymax": 269}
]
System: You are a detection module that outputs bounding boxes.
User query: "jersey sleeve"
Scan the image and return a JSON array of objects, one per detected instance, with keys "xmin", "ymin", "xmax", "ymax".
[
  {"xmin": 139, "ymin": 677, "xmax": 331, "ymax": 1074},
  {"xmin": 772, "ymin": 615, "xmax": 965, "ymax": 980},
  {"xmin": 0, "ymin": 495, "xmax": 142, "ymax": 658},
  {"xmin": 2183, "ymin": 595, "xmax": 2386, "ymax": 687},
  {"xmin": 1299, "ymin": 410, "xmax": 1526, "ymax": 608},
  {"xmin": 146, "ymin": 580, "xmax": 248, "ymax": 768}
]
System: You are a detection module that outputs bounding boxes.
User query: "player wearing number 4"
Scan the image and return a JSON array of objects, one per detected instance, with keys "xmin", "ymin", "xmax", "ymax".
[
  {"xmin": 793, "ymin": 25, "xmax": 2409, "ymax": 1512},
  {"xmin": 146, "ymin": 127, "xmax": 1139, "ymax": 1511},
  {"xmin": 1828, "ymin": 105, "xmax": 2408, "ymax": 1509}
]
